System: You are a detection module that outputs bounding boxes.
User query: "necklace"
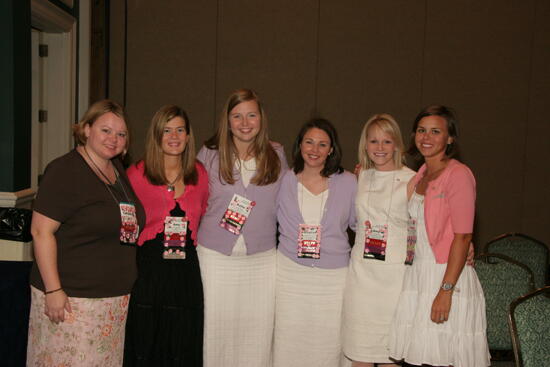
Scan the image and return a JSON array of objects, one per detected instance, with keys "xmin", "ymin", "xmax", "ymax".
[
  {"xmin": 82, "ymin": 146, "xmax": 131, "ymax": 204},
  {"xmin": 83, "ymin": 146, "xmax": 114, "ymax": 184},
  {"xmin": 167, "ymin": 170, "xmax": 183, "ymax": 192}
]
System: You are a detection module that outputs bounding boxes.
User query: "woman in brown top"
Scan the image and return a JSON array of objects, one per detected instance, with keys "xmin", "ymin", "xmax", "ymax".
[{"xmin": 27, "ymin": 100, "xmax": 145, "ymax": 366}]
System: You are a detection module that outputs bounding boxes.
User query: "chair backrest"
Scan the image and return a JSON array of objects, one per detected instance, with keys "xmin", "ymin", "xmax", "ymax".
[
  {"xmin": 475, "ymin": 253, "xmax": 535, "ymax": 350},
  {"xmin": 508, "ymin": 286, "xmax": 550, "ymax": 367},
  {"xmin": 483, "ymin": 233, "xmax": 549, "ymax": 288}
]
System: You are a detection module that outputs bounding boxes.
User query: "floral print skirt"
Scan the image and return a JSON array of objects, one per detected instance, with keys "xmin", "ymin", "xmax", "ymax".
[{"xmin": 27, "ymin": 286, "xmax": 130, "ymax": 367}]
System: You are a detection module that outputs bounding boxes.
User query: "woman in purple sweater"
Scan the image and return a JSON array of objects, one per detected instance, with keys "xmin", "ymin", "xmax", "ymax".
[
  {"xmin": 196, "ymin": 88, "xmax": 288, "ymax": 367},
  {"xmin": 273, "ymin": 118, "xmax": 356, "ymax": 367}
]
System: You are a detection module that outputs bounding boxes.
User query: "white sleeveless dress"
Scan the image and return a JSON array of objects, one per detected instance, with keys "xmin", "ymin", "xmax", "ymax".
[
  {"xmin": 342, "ymin": 167, "xmax": 414, "ymax": 363},
  {"xmin": 388, "ymin": 192, "xmax": 490, "ymax": 367}
]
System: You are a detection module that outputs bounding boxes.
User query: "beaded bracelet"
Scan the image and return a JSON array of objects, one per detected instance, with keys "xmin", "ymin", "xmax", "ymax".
[{"xmin": 44, "ymin": 287, "xmax": 63, "ymax": 295}]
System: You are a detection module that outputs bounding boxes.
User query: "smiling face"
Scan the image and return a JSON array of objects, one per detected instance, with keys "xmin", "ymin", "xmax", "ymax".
[
  {"xmin": 366, "ymin": 125, "xmax": 397, "ymax": 171},
  {"xmin": 414, "ymin": 115, "xmax": 453, "ymax": 161},
  {"xmin": 229, "ymin": 100, "xmax": 261, "ymax": 148},
  {"xmin": 300, "ymin": 127, "xmax": 332, "ymax": 171},
  {"xmin": 84, "ymin": 112, "xmax": 127, "ymax": 160},
  {"xmin": 161, "ymin": 116, "xmax": 189, "ymax": 157}
]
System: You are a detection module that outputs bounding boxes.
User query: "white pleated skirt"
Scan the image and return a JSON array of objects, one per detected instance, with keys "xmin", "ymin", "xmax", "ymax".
[
  {"xmin": 197, "ymin": 243, "xmax": 276, "ymax": 367},
  {"xmin": 273, "ymin": 251, "xmax": 351, "ymax": 367}
]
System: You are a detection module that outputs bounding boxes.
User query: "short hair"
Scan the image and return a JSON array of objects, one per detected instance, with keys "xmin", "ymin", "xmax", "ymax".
[
  {"xmin": 143, "ymin": 104, "xmax": 198, "ymax": 186},
  {"xmin": 205, "ymin": 88, "xmax": 280, "ymax": 186},
  {"xmin": 358, "ymin": 113, "xmax": 406, "ymax": 170},
  {"xmin": 408, "ymin": 104, "xmax": 460, "ymax": 162},
  {"xmin": 292, "ymin": 118, "xmax": 344, "ymax": 177},
  {"xmin": 73, "ymin": 99, "xmax": 129, "ymax": 151}
]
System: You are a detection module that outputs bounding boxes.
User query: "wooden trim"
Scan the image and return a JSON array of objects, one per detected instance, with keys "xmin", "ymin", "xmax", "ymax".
[
  {"xmin": 59, "ymin": 0, "xmax": 74, "ymax": 8},
  {"xmin": 31, "ymin": 0, "xmax": 75, "ymax": 32}
]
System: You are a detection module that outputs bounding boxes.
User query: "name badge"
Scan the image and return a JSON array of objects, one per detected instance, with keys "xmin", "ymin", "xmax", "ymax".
[
  {"xmin": 163, "ymin": 216, "xmax": 188, "ymax": 260},
  {"xmin": 297, "ymin": 224, "xmax": 321, "ymax": 259},
  {"xmin": 405, "ymin": 216, "xmax": 416, "ymax": 265},
  {"xmin": 220, "ymin": 194, "xmax": 255, "ymax": 235},
  {"xmin": 119, "ymin": 202, "xmax": 139, "ymax": 245},
  {"xmin": 363, "ymin": 220, "xmax": 387, "ymax": 261}
]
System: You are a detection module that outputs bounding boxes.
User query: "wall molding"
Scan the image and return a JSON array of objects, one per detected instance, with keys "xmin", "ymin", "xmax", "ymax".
[{"xmin": 0, "ymin": 189, "xmax": 36, "ymax": 209}]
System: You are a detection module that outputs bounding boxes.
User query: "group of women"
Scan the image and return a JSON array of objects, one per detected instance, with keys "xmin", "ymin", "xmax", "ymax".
[{"xmin": 27, "ymin": 88, "xmax": 490, "ymax": 367}]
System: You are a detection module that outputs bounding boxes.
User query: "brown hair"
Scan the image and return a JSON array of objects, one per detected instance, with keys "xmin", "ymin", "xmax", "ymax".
[
  {"xmin": 143, "ymin": 105, "xmax": 198, "ymax": 185},
  {"xmin": 205, "ymin": 88, "xmax": 280, "ymax": 185},
  {"xmin": 408, "ymin": 104, "xmax": 460, "ymax": 163},
  {"xmin": 73, "ymin": 99, "xmax": 129, "ymax": 151}
]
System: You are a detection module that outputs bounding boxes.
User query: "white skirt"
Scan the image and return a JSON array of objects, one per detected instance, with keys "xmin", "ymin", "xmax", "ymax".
[
  {"xmin": 197, "ymin": 243, "xmax": 276, "ymax": 367},
  {"xmin": 389, "ymin": 255, "xmax": 491, "ymax": 367},
  {"xmin": 342, "ymin": 243, "xmax": 406, "ymax": 363},
  {"xmin": 273, "ymin": 251, "xmax": 351, "ymax": 367}
]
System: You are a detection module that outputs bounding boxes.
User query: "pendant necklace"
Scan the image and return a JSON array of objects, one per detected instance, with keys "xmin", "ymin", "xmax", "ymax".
[{"xmin": 167, "ymin": 170, "xmax": 183, "ymax": 192}]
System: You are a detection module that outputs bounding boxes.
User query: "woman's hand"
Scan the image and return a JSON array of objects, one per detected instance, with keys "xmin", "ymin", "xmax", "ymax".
[
  {"xmin": 466, "ymin": 241, "xmax": 475, "ymax": 266},
  {"xmin": 44, "ymin": 290, "xmax": 72, "ymax": 324},
  {"xmin": 431, "ymin": 289, "xmax": 452, "ymax": 323},
  {"xmin": 354, "ymin": 164, "xmax": 361, "ymax": 178}
]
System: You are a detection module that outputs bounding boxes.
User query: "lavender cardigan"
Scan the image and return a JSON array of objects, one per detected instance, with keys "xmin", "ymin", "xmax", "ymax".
[
  {"xmin": 277, "ymin": 169, "xmax": 357, "ymax": 269},
  {"xmin": 196, "ymin": 144, "xmax": 288, "ymax": 255}
]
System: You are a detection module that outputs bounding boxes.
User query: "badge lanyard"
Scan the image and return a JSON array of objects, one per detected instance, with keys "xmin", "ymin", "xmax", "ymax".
[
  {"xmin": 161, "ymin": 188, "xmax": 188, "ymax": 260},
  {"xmin": 219, "ymin": 157, "xmax": 256, "ymax": 235},
  {"xmin": 405, "ymin": 190, "xmax": 422, "ymax": 265},
  {"xmin": 84, "ymin": 147, "xmax": 139, "ymax": 245},
  {"xmin": 363, "ymin": 170, "xmax": 396, "ymax": 261},
  {"xmin": 297, "ymin": 178, "xmax": 326, "ymax": 259}
]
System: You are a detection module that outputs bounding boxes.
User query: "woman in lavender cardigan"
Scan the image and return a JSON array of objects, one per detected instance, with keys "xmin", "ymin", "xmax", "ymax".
[
  {"xmin": 273, "ymin": 118, "xmax": 356, "ymax": 367},
  {"xmin": 196, "ymin": 88, "xmax": 288, "ymax": 367}
]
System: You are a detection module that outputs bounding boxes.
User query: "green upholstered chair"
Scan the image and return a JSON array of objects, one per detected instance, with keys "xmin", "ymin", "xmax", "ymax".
[
  {"xmin": 483, "ymin": 233, "xmax": 549, "ymax": 289},
  {"xmin": 508, "ymin": 286, "xmax": 550, "ymax": 367},
  {"xmin": 475, "ymin": 253, "xmax": 535, "ymax": 351}
]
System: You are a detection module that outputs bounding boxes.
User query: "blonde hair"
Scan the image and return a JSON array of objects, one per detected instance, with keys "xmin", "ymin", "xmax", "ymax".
[
  {"xmin": 358, "ymin": 113, "xmax": 405, "ymax": 170},
  {"xmin": 144, "ymin": 104, "xmax": 198, "ymax": 185},
  {"xmin": 205, "ymin": 88, "xmax": 280, "ymax": 185},
  {"xmin": 73, "ymin": 99, "xmax": 129, "ymax": 152}
]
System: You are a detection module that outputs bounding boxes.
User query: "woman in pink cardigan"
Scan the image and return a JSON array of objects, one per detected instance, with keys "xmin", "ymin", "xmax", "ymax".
[
  {"xmin": 389, "ymin": 105, "xmax": 490, "ymax": 367},
  {"xmin": 123, "ymin": 105, "xmax": 209, "ymax": 366}
]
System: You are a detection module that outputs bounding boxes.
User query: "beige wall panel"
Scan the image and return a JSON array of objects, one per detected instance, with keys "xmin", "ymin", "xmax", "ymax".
[
  {"xmin": 522, "ymin": 0, "xmax": 550, "ymax": 245},
  {"xmin": 215, "ymin": 0, "xmax": 319, "ymax": 158},
  {"xmin": 125, "ymin": 1, "xmax": 218, "ymax": 161},
  {"xmin": 316, "ymin": 1, "xmax": 425, "ymax": 170},
  {"xmin": 109, "ymin": 0, "xmax": 125, "ymax": 104},
  {"xmin": 421, "ymin": 1, "xmax": 534, "ymax": 243}
]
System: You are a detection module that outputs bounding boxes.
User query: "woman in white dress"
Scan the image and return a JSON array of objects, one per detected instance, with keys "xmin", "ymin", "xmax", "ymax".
[
  {"xmin": 342, "ymin": 113, "xmax": 415, "ymax": 367},
  {"xmin": 389, "ymin": 105, "xmax": 490, "ymax": 367}
]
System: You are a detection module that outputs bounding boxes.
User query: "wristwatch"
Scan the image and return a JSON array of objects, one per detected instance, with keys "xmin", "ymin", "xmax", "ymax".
[{"xmin": 441, "ymin": 282, "xmax": 455, "ymax": 291}]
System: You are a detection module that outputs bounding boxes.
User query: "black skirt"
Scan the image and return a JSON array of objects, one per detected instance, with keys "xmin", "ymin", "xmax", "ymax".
[{"xmin": 124, "ymin": 203, "xmax": 203, "ymax": 367}]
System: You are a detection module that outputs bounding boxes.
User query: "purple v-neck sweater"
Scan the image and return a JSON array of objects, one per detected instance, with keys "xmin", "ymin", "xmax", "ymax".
[
  {"xmin": 196, "ymin": 144, "xmax": 288, "ymax": 255},
  {"xmin": 277, "ymin": 169, "xmax": 357, "ymax": 268}
]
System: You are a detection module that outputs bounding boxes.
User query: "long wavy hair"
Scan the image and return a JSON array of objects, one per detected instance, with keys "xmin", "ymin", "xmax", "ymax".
[
  {"xmin": 205, "ymin": 88, "xmax": 280, "ymax": 185},
  {"xmin": 144, "ymin": 104, "xmax": 198, "ymax": 185}
]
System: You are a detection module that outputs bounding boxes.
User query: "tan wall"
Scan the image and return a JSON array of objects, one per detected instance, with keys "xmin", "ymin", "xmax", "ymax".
[{"xmin": 109, "ymin": 0, "xmax": 550, "ymax": 246}]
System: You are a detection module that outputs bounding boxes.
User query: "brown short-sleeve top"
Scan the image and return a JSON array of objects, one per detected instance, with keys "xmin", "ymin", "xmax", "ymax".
[{"xmin": 29, "ymin": 149, "xmax": 145, "ymax": 298}]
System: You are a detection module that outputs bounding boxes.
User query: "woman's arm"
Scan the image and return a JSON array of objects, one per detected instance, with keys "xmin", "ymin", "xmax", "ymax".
[
  {"xmin": 430, "ymin": 232, "xmax": 471, "ymax": 323},
  {"xmin": 31, "ymin": 211, "xmax": 72, "ymax": 323}
]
